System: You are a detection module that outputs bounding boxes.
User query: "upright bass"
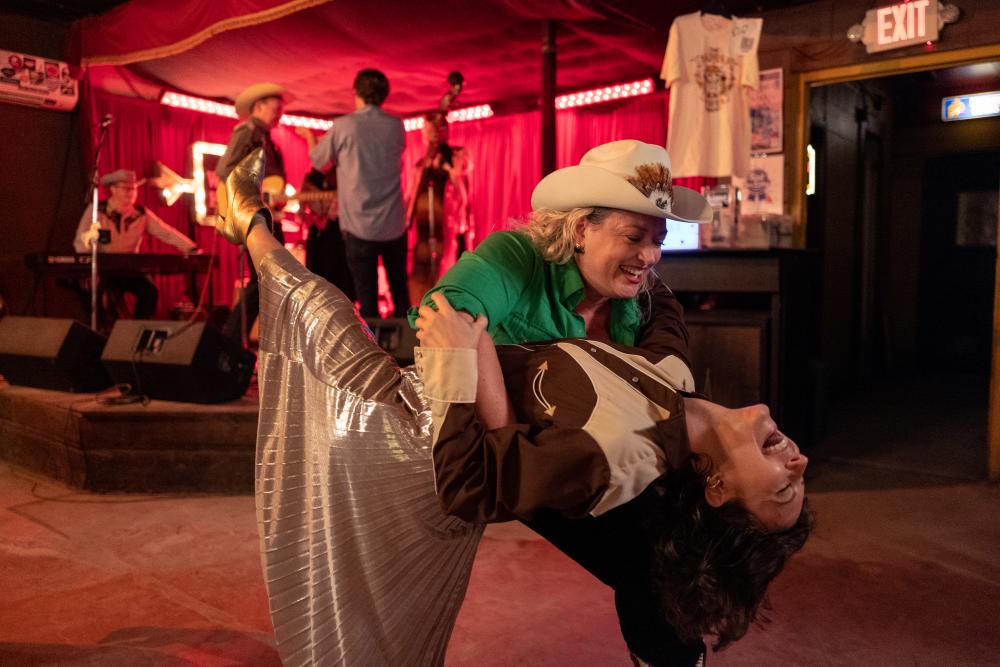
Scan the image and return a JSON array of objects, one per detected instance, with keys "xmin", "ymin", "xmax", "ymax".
[{"xmin": 407, "ymin": 71, "xmax": 464, "ymax": 303}]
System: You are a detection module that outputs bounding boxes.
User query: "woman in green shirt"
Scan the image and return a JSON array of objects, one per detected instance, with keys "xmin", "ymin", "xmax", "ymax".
[
  {"xmin": 410, "ymin": 139, "xmax": 713, "ymax": 427},
  {"xmin": 413, "ymin": 140, "xmax": 712, "ymax": 345}
]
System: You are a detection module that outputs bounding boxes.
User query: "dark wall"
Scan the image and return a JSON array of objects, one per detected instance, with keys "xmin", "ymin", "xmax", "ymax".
[
  {"xmin": 0, "ymin": 12, "xmax": 87, "ymax": 318},
  {"xmin": 807, "ymin": 81, "xmax": 893, "ymax": 391},
  {"xmin": 888, "ymin": 115, "xmax": 1000, "ymax": 366}
]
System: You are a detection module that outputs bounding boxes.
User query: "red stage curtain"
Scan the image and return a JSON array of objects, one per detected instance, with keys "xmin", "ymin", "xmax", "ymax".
[{"xmin": 81, "ymin": 83, "xmax": 312, "ymax": 319}]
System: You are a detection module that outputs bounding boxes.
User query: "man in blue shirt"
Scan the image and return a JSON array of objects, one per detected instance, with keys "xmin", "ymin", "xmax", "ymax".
[{"xmin": 310, "ymin": 69, "xmax": 408, "ymax": 318}]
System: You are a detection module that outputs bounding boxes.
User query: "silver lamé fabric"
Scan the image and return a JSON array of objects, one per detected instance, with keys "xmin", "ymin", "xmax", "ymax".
[{"xmin": 255, "ymin": 249, "xmax": 484, "ymax": 666}]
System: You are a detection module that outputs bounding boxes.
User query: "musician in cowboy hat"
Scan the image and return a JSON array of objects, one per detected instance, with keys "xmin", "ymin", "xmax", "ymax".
[
  {"xmin": 73, "ymin": 167, "xmax": 198, "ymax": 320},
  {"xmin": 216, "ymin": 82, "xmax": 288, "ymax": 343}
]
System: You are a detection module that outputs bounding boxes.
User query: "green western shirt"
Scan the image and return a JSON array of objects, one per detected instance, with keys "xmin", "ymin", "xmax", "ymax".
[{"xmin": 407, "ymin": 230, "xmax": 642, "ymax": 345}]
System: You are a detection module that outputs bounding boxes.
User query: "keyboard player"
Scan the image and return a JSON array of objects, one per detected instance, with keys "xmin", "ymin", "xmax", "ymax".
[{"xmin": 73, "ymin": 168, "xmax": 199, "ymax": 319}]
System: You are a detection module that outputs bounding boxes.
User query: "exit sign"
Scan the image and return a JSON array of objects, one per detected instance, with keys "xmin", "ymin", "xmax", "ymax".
[{"xmin": 861, "ymin": 0, "xmax": 939, "ymax": 53}]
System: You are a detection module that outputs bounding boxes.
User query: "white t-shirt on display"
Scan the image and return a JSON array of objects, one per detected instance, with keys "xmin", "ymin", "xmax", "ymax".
[{"xmin": 661, "ymin": 12, "xmax": 761, "ymax": 179}]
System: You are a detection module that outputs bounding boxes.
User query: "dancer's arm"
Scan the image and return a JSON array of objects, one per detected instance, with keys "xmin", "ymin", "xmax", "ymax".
[
  {"xmin": 414, "ymin": 294, "xmax": 513, "ymax": 430},
  {"xmin": 415, "ymin": 293, "xmax": 613, "ymax": 522}
]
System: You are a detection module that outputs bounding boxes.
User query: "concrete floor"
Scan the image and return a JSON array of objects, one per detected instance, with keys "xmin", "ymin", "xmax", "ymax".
[{"xmin": 2, "ymin": 372, "xmax": 1000, "ymax": 665}]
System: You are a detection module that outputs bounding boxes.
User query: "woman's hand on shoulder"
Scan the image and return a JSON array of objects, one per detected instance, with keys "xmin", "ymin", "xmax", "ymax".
[{"xmin": 415, "ymin": 292, "xmax": 488, "ymax": 349}]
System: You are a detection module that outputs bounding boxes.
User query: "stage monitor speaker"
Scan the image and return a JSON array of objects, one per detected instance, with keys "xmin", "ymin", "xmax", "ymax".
[
  {"xmin": 0, "ymin": 316, "xmax": 111, "ymax": 392},
  {"xmin": 364, "ymin": 317, "xmax": 418, "ymax": 364},
  {"xmin": 101, "ymin": 320, "xmax": 255, "ymax": 404}
]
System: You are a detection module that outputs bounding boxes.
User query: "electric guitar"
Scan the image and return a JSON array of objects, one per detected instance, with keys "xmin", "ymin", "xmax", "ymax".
[{"xmin": 216, "ymin": 174, "xmax": 337, "ymax": 222}]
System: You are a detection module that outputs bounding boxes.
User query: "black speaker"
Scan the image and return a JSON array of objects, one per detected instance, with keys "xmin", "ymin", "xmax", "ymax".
[
  {"xmin": 101, "ymin": 320, "xmax": 255, "ymax": 403},
  {"xmin": 364, "ymin": 317, "xmax": 418, "ymax": 364},
  {"xmin": 0, "ymin": 316, "xmax": 112, "ymax": 392}
]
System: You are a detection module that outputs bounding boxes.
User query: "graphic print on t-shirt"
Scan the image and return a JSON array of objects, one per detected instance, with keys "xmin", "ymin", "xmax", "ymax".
[{"xmin": 693, "ymin": 47, "xmax": 738, "ymax": 112}]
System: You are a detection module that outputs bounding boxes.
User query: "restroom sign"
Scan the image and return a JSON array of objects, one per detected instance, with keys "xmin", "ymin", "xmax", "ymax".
[{"xmin": 861, "ymin": 0, "xmax": 940, "ymax": 53}]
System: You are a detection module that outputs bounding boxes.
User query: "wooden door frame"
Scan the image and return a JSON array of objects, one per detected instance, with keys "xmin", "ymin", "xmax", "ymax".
[{"xmin": 787, "ymin": 43, "xmax": 1000, "ymax": 480}]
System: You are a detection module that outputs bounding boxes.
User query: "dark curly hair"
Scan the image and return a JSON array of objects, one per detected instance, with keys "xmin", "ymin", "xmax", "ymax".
[
  {"xmin": 353, "ymin": 69, "xmax": 390, "ymax": 106},
  {"xmin": 645, "ymin": 462, "xmax": 814, "ymax": 650}
]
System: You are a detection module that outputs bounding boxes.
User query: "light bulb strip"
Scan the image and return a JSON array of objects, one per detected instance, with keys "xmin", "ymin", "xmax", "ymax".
[
  {"xmin": 160, "ymin": 92, "xmax": 333, "ymax": 130},
  {"xmin": 555, "ymin": 77, "xmax": 655, "ymax": 110},
  {"xmin": 403, "ymin": 104, "xmax": 495, "ymax": 132}
]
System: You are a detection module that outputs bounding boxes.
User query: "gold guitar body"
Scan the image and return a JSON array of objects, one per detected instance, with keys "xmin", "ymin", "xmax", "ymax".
[{"xmin": 216, "ymin": 174, "xmax": 336, "ymax": 221}]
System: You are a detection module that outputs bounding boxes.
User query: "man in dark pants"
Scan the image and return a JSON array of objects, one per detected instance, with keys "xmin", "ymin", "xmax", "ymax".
[
  {"xmin": 215, "ymin": 82, "xmax": 287, "ymax": 342},
  {"xmin": 308, "ymin": 69, "xmax": 408, "ymax": 318}
]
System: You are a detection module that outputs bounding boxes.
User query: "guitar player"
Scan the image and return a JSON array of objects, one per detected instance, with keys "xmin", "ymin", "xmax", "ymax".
[{"xmin": 215, "ymin": 82, "xmax": 287, "ymax": 344}]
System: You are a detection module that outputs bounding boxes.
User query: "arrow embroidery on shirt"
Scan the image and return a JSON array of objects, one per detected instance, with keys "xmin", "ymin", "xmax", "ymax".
[{"xmin": 532, "ymin": 361, "xmax": 556, "ymax": 416}]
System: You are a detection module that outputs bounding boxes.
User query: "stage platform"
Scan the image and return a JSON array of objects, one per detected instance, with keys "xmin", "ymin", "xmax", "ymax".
[{"xmin": 0, "ymin": 382, "xmax": 257, "ymax": 493}]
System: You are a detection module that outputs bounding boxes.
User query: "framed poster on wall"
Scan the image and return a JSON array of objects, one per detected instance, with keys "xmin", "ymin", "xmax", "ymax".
[{"xmin": 749, "ymin": 68, "xmax": 783, "ymax": 154}]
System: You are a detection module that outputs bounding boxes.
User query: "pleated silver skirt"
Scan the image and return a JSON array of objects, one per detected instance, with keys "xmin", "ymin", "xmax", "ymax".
[{"xmin": 255, "ymin": 249, "xmax": 484, "ymax": 666}]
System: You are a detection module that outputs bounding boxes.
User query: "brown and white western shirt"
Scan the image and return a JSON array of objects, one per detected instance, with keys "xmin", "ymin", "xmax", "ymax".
[{"xmin": 415, "ymin": 339, "xmax": 695, "ymax": 523}]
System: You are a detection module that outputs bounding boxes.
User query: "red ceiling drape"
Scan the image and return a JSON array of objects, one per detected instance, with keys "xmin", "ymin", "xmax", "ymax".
[
  {"xmin": 70, "ymin": 0, "xmax": 329, "ymax": 66},
  {"xmin": 80, "ymin": 81, "xmax": 708, "ymax": 318}
]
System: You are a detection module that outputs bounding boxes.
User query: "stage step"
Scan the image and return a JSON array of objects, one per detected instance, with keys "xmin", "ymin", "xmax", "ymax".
[{"xmin": 0, "ymin": 383, "xmax": 258, "ymax": 493}]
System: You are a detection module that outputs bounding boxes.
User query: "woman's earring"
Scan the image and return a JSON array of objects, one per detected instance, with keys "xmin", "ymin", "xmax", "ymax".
[
  {"xmin": 574, "ymin": 243, "xmax": 585, "ymax": 254},
  {"xmin": 705, "ymin": 474, "xmax": 724, "ymax": 490}
]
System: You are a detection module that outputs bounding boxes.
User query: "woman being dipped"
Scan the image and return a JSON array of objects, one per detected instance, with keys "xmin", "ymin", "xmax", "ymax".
[{"xmin": 218, "ymin": 146, "xmax": 812, "ymax": 667}]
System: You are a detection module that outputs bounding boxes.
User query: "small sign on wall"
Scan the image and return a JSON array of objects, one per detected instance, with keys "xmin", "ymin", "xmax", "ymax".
[
  {"xmin": 749, "ymin": 68, "xmax": 783, "ymax": 154},
  {"xmin": 0, "ymin": 50, "xmax": 78, "ymax": 111}
]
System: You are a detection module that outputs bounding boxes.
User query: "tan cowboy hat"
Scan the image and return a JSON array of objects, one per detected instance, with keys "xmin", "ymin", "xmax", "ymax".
[
  {"xmin": 100, "ymin": 169, "xmax": 145, "ymax": 187},
  {"xmin": 234, "ymin": 82, "xmax": 286, "ymax": 119},
  {"xmin": 531, "ymin": 140, "xmax": 713, "ymax": 224}
]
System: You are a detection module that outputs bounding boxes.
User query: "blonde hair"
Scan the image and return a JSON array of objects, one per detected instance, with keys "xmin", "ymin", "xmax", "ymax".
[
  {"xmin": 516, "ymin": 207, "xmax": 615, "ymax": 264},
  {"xmin": 514, "ymin": 206, "xmax": 663, "ymax": 317}
]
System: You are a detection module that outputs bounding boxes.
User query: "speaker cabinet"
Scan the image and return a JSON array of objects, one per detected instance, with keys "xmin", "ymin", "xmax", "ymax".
[
  {"xmin": 0, "ymin": 317, "xmax": 111, "ymax": 392},
  {"xmin": 364, "ymin": 317, "xmax": 418, "ymax": 364},
  {"xmin": 101, "ymin": 320, "xmax": 255, "ymax": 403}
]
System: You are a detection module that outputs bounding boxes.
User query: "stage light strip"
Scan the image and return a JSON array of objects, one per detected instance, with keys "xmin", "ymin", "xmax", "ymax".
[
  {"xmin": 403, "ymin": 104, "xmax": 495, "ymax": 132},
  {"xmin": 279, "ymin": 113, "xmax": 334, "ymax": 131},
  {"xmin": 556, "ymin": 78, "xmax": 654, "ymax": 109},
  {"xmin": 161, "ymin": 91, "xmax": 237, "ymax": 118},
  {"xmin": 160, "ymin": 92, "xmax": 333, "ymax": 130}
]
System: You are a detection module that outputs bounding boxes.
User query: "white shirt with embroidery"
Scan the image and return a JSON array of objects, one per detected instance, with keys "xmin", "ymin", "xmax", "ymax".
[{"xmin": 661, "ymin": 12, "xmax": 761, "ymax": 179}]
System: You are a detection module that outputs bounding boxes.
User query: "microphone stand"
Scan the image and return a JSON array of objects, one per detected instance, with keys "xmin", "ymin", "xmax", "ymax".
[{"xmin": 86, "ymin": 118, "xmax": 111, "ymax": 331}]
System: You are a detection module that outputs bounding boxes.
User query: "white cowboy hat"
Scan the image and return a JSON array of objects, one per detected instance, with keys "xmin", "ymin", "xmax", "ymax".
[
  {"xmin": 531, "ymin": 140, "xmax": 713, "ymax": 224},
  {"xmin": 234, "ymin": 82, "xmax": 286, "ymax": 119}
]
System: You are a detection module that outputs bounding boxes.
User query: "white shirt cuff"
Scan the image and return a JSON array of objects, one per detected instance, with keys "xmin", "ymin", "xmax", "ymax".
[{"xmin": 414, "ymin": 347, "xmax": 477, "ymax": 403}]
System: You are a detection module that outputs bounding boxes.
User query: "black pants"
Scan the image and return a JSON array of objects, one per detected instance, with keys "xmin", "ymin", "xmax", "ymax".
[
  {"xmin": 101, "ymin": 271, "xmax": 158, "ymax": 320},
  {"xmin": 223, "ymin": 225, "xmax": 284, "ymax": 343},
  {"xmin": 344, "ymin": 232, "xmax": 409, "ymax": 318},
  {"xmin": 306, "ymin": 219, "xmax": 356, "ymax": 302}
]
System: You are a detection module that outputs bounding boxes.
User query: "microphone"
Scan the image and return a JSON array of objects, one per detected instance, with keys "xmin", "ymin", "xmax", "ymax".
[{"xmin": 99, "ymin": 114, "xmax": 113, "ymax": 127}]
